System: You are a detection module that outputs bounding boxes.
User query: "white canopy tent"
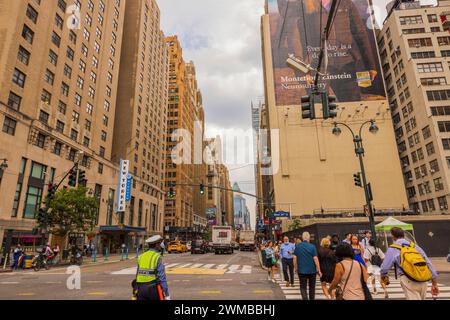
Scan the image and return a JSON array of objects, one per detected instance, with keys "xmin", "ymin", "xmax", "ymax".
[{"xmin": 375, "ymin": 217, "xmax": 416, "ymax": 250}]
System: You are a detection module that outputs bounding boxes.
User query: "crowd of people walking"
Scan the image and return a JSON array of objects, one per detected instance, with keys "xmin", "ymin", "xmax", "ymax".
[{"xmin": 261, "ymin": 227, "xmax": 439, "ymax": 300}]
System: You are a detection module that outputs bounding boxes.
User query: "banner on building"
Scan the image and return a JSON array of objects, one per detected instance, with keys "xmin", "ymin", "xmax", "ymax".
[
  {"xmin": 267, "ymin": 0, "xmax": 385, "ymax": 105},
  {"xmin": 116, "ymin": 159, "xmax": 129, "ymax": 213},
  {"xmin": 206, "ymin": 208, "xmax": 217, "ymax": 226},
  {"xmin": 125, "ymin": 173, "xmax": 133, "ymax": 202}
]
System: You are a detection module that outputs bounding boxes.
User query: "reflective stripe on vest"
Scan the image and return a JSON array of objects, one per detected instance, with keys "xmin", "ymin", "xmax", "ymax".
[{"xmin": 136, "ymin": 251, "xmax": 160, "ymax": 283}]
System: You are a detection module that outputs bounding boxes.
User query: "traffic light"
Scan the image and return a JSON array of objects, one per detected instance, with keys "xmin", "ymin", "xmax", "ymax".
[
  {"xmin": 168, "ymin": 187, "xmax": 175, "ymax": 199},
  {"xmin": 322, "ymin": 93, "xmax": 338, "ymax": 119},
  {"xmin": 68, "ymin": 169, "xmax": 77, "ymax": 187},
  {"xmin": 78, "ymin": 169, "xmax": 86, "ymax": 185},
  {"xmin": 47, "ymin": 183, "xmax": 56, "ymax": 201},
  {"xmin": 37, "ymin": 208, "xmax": 46, "ymax": 226},
  {"xmin": 199, "ymin": 183, "xmax": 205, "ymax": 195},
  {"xmin": 353, "ymin": 172, "xmax": 362, "ymax": 187},
  {"xmin": 301, "ymin": 94, "xmax": 315, "ymax": 120}
]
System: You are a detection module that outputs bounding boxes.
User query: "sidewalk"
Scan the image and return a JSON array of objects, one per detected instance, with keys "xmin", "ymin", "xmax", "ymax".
[{"xmin": 0, "ymin": 253, "xmax": 138, "ymax": 273}]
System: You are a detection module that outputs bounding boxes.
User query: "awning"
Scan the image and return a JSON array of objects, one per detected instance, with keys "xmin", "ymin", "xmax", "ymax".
[
  {"xmin": 375, "ymin": 217, "xmax": 414, "ymax": 231},
  {"xmin": 99, "ymin": 225, "xmax": 146, "ymax": 233}
]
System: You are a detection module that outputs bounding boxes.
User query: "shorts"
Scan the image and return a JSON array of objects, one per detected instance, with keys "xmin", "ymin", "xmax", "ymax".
[
  {"xmin": 367, "ymin": 265, "xmax": 381, "ymax": 276},
  {"xmin": 265, "ymin": 259, "xmax": 275, "ymax": 268}
]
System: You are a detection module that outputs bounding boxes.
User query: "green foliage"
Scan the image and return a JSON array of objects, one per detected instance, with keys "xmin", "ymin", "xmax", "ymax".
[
  {"xmin": 288, "ymin": 218, "xmax": 302, "ymax": 231},
  {"xmin": 47, "ymin": 186, "xmax": 99, "ymax": 237}
]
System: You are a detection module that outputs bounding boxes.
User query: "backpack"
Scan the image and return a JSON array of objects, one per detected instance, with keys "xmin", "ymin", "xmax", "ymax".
[
  {"xmin": 390, "ymin": 242, "xmax": 432, "ymax": 282},
  {"xmin": 369, "ymin": 248, "xmax": 383, "ymax": 267}
]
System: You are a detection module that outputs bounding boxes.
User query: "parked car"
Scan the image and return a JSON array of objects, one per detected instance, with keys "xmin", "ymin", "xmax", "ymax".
[
  {"xmin": 167, "ymin": 241, "xmax": 187, "ymax": 254},
  {"xmin": 186, "ymin": 241, "xmax": 192, "ymax": 251},
  {"xmin": 191, "ymin": 240, "xmax": 208, "ymax": 254}
]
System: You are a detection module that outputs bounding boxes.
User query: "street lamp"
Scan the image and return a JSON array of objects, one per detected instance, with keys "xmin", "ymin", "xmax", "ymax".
[
  {"xmin": 0, "ymin": 159, "xmax": 8, "ymax": 171},
  {"xmin": 331, "ymin": 120, "xmax": 379, "ymax": 241}
]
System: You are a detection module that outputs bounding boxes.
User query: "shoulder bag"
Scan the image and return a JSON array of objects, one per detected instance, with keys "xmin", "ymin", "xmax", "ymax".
[
  {"xmin": 335, "ymin": 261, "xmax": 354, "ymax": 300},
  {"xmin": 359, "ymin": 263, "xmax": 373, "ymax": 300}
]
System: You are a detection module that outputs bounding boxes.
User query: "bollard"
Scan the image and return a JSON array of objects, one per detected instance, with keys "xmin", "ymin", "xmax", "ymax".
[
  {"xmin": 92, "ymin": 249, "xmax": 97, "ymax": 263},
  {"xmin": 136, "ymin": 247, "xmax": 139, "ymax": 258},
  {"xmin": 104, "ymin": 248, "xmax": 109, "ymax": 261},
  {"xmin": 126, "ymin": 248, "xmax": 129, "ymax": 260},
  {"xmin": 121, "ymin": 248, "xmax": 124, "ymax": 261}
]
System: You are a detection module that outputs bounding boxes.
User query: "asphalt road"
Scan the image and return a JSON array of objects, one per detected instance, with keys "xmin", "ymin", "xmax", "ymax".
[{"xmin": 0, "ymin": 250, "xmax": 284, "ymax": 300}]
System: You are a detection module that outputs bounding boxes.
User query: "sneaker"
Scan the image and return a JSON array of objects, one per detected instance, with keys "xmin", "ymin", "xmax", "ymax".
[
  {"xmin": 267, "ymin": 275, "xmax": 271, "ymax": 281},
  {"xmin": 271, "ymin": 278, "xmax": 276, "ymax": 283},
  {"xmin": 286, "ymin": 282, "xmax": 290, "ymax": 287},
  {"xmin": 290, "ymin": 284, "xmax": 295, "ymax": 288},
  {"xmin": 384, "ymin": 292, "xmax": 389, "ymax": 299}
]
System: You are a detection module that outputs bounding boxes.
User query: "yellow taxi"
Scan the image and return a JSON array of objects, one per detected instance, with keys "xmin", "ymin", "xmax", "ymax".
[{"xmin": 167, "ymin": 241, "xmax": 187, "ymax": 253}]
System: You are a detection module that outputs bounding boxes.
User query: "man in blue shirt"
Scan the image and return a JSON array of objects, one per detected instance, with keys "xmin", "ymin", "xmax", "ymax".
[
  {"xmin": 380, "ymin": 227, "xmax": 438, "ymax": 300},
  {"xmin": 280, "ymin": 236, "xmax": 296, "ymax": 287},
  {"xmin": 294, "ymin": 232, "xmax": 322, "ymax": 300}
]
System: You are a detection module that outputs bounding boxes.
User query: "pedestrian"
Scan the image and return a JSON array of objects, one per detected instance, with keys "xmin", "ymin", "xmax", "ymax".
[
  {"xmin": 318, "ymin": 237, "xmax": 337, "ymax": 299},
  {"xmin": 330, "ymin": 244, "xmax": 369, "ymax": 300},
  {"xmin": 52, "ymin": 245, "xmax": 60, "ymax": 264},
  {"xmin": 160, "ymin": 240, "xmax": 165, "ymax": 256},
  {"xmin": 293, "ymin": 232, "xmax": 322, "ymax": 300},
  {"xmin": 380, "ymin": 227, "xmax": 439, "ymax": 300},
  {"xmin": 330, "ymin": 234, "xmax": 339, "ymax": 251},
  {"xmin": 351, "ymin": 235, "xmax": 366, "ymax": 267},
  {"xmin": 361, "ymin": 231, "xmax": 372, "ymax": 249},
  {"xmin": 12, "ymin": 244, "xmax": 24, "ymax": 271},
  {"xmin": 132, "ymin": 235, "xmax": 170, "ymax": 300},
  {"xmin": 280, "ymin": 236, "xmax": 295, "ymax": 288},
  {"xmin": 363, "ymin": 239, "xmax": 388, "ymax": 298},
  {"xmin": 264, "ymin": 241, "xmax": 276, "ymax": 282},
  {"xmin": 343, "ymin": 233, "xmax": 352, "ymax": 245}
]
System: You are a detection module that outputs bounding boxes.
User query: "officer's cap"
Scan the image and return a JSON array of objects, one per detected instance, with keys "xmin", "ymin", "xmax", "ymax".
[{"xmin": 145, "ymin": 235, "xmax": 163, "ymax": 244}]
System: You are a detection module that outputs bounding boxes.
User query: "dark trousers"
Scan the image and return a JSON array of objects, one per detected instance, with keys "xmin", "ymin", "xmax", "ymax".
[
  {"xmin": 299, "ymin": 273, "xmax": 316, "ymax": 300},
  {"xmin": 282, "ymin": 258, "xmax": 294, "ymax": 284},
  {"xmin": 134, "ymin": 282, "xmax": 162, "ymax": 301}
]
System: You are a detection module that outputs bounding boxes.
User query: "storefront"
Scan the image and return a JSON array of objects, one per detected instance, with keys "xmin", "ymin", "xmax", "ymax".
[{"xmin": 98, "ymin": 225, "xmax": 146, "ymax": 254}]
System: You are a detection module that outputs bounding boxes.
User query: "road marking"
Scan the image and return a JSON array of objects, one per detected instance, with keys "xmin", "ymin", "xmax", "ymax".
[
  {"xmin": 216, "ymin": 279, "xmax": 233, "ymax": 282},
  {"xmin": 165, "ymin": 263, "xmax": 180, "ymax": 268},
  {"xmin": 215, "ymin": 264, "xmax": 228, "ymax": 269},
  {"xmin": 253, "ymin": 290, "xmax": 273, "ymax": 294},
  {"xmin": 199, "ymin": 290, "xmax": 222, "ymax": 294},
  {"xmin": 190, "ymin": 263, "xmax": 203, "ymax": 268},
  {"xmin": 0, "ymin": 282, "xmax": 19, "ymax": 284},
  {"xmin": 177, "ymin": 263, "xmax": 193, "ymax": 268},
  {"xmin": 202, "ymin": 264, "xmax": 215, "ymax": 269},
  {"xmin": 86, "ymin": 280, "xmax": 103, "ymax": 283},
  {"xmin": 45, "ymin": 281, "xmax": 62, "ymax": 284},
  {"xmin": 241, "ymin": 265, "xmax": 252, "ymax": 274},
  {"xmin": 17, "ymin": 293, "xmax": 35, "ymax": 296},
  {"xmin": 111, "ymin": 267, "xmax": 137, "ymax": 275},
  {"xmin": 167, "ymin": 268, "xmax": 226, "ymax": 275},
  {"xmin": 87, "ymin": 292, "xmax": 109, "ymax": 296}
]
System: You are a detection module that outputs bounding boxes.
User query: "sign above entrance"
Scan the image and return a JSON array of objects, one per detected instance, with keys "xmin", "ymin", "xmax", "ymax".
[
  {"xmin": 116, "ymin": 159, "xmax": 129, "ymax": 213},
  {"xmin": 273, "ymin": 211, "xmax": 290, "ymax": 218}
]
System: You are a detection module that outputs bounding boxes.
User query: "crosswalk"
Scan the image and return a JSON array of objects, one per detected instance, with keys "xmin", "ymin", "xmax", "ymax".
[
  {"xmin": 111, "ymin": 263, "xmax": 252, "ymax": 275},
  {"xmin": 273, "ymin": 274, "xmax": 450, "ymax": 300}
]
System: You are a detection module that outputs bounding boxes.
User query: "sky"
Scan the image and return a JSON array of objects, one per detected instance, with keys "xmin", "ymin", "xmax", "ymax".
[{"xmin": 157, "ymin": 0, "xmax": 437, "ymax": 230}]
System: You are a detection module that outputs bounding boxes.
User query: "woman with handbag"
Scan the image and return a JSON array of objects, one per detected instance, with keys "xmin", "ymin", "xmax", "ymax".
[
  {"xmin": 330, "ymin": 244, "xmax": 370, "ymax": 300},
  {"xmin": 264, "ymin": 241, "xmax": 277, "ymax": 282}
]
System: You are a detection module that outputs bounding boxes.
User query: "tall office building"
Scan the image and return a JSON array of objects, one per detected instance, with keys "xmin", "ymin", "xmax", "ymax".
[
  {"xmin": 0, "ymin": 0, "xmax": 127, "ymax": 248},
  {"xmin": 112, "ymin": 0, "xmax": 169, "ymax": 240},
  {"xmin": 164, "ymin": 36, "xmax": 203, "ymax": 230},
  {"xmin": 259, "ymin": 0, "xmax": 408, "ymax": 219},
  {"xmin": 378, "ymin": 0, "xmax": 450, "ymax": 214}
]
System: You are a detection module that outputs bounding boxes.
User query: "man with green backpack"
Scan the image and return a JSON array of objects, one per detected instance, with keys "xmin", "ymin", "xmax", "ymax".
[{"xmin": 380, "ymin": 227, "xmax": 439, "ymax": 300}]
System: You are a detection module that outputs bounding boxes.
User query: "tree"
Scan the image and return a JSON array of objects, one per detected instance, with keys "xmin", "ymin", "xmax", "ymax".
[
  {"xmin": 46, "ymin": 186, "xmax": 99, "ymax": 238},
  {"xmin": 288, "ymin": 217, "xmax": 302, "ymax": 231}
]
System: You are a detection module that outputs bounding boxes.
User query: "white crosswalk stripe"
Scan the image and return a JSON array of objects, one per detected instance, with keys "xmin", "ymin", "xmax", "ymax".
[
  {"xmin": 110, "ymin": 263, "xmax": 252, "ymax": 274},
  {"xmin": 274, "ymin": 274, "xmax": 450, "ymax": 300}
]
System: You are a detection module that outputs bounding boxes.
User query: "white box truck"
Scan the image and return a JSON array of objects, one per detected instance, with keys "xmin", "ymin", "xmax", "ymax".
[
  {"xmin": 212, "ymin": 226, "xmax": 234, "ymax": 254},
  {"xmin": 239, "ymin": 230, "xmax": 255, "ymax": 251}
]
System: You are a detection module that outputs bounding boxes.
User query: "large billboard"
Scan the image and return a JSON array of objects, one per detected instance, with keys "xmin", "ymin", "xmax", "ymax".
[{"xmin": 267, "ymin": 0, "xmax": 385, "ymax": 105}]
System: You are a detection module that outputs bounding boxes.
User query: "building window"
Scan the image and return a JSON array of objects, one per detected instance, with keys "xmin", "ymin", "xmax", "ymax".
[
  {"xmin": 12, "ymin": 68, "xmax": 26, "ymax": 88},
  {"xmin": 68, "ymin": 149, "xmax": 76, "ymax": 161},
  {"xmin": 434, "ymin": 177, "xmax": 444, "ymax": 191},
  {"xmin": 55, "ymin": 14, "xmax": 64, "ymax": 29},
  {"xmin": 438, "ymin": 121, "xmax": 450, "ymax": 132},
  {"xmin": 421, "ymin": 77, "xmax": 447, "ymax": 86},
  {"xmin": 7, "ymin": 92, "xmax": 22, "ymax": 111},
  {"xmin": 2, "ymin": 116, "xmax": 17, "ymax": 136},
  {"xmin": 74, "ymin": 93, "xmax": 81, "ymax": 106},
  {"xmin": 86, "ymin": 103, "xmax": 93, "ymax": 115},
  {"xmin": 17, "ymin": 46, "xmax": 30, "ymax": 65},
  {"xmin": 69, "ymin": 30, "xmax": 77, "ymax": 44},
  {"xmin": 39, "ymin": 110, "xmax": 49, "ymax": 124},
  {"xmin": 83, "ymin": 136, "xmax": 90, "ymax": 147},
  {"xmin": 53, "ymin": 141, "xmax": 62, "ymax": 155},
  {"xmin": 99, "ymin": 146, "xmax": 105, "ymax": 158},
  {"xmin": 58, "ymin": 101, "xmax": 67, "ymax": 114},
  {"xmin": 399, "ymin": 15, "xmax": 423, "ymax": 25},
  {"xmin": 428, "ymin": 14, "xmax": 438, "ymax": 22},
  {"xmin": 51, "ymin": 32, "xmax": 61, "ymax": 47},
  {"xmin": 85, "ymin": 119, "xmax": 91, "ymax": 131},
  {"xmin": 61, "ymin": 82, "xmax": 69, "ymax": 97},
  {"xmin": 56, "ymin": 120, "xmax": 65, "ymax": 133},
  {"xmin": 70, "ymin": 129, "xmax": 78, "ymax": 141},
  {"xmin": 98, "ymin": 163, "xmax": 103, "ymax": 174},
  {"xmin": 417, "ymin": 62, "xmax": 443, "ymax": 73},
  {"xmin": 63, "ymin": 64, "xmax": 72, "ymax": 78},
  {"xmin": 49, "ymin": 50, "xmax": 58, "ymax": 66},
  {"xmin": 41, "ymin": 90, "xmax": 52, "ymax": 104},
  {"xmin": 23, "ymin": 186, "xmax": 42, "ymax": 219},
  {"xmin": 35, "ymin": 133, "xmax": 46, "ymax": 148},
  {"xmin": 57, "ymin": 0, "xmax": 66, "ymax": 12},
  {"xmin": 44, "ymin": 69, "xmax": 54, "ymax": 85},
  {"xmin": 427, "ymin": 90, "xmax": 450, "ymax": 101},
  {"xmin": 26, "ymin": 5, "xmax": 38, "ymax": 23},
  {"xmin": 410, "ymin": 51, "xmax": 435, "ymax": 59},
  {"xmin": 22, "ymin": 25, "xmax": 34, "ymax": 44},
  {"xmin": 79, "ymin": 60, "xmax": 86, "ymax": 73},
  {"xmin": 72, "ymin": 111, "xmax": 80, "ymax": 124},
  {"xmin": 102, "ymin": 115, "xmax": 108, "ymax": 126},
  {"xmin": 66, "ymin": 46, "xmax": 75, "ymax": 60},
  {"xmin": 430, "ymin": 159, "xmax": 439, "ymax": 173}
]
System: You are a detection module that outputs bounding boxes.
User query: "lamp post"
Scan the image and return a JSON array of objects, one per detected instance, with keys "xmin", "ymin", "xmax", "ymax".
[
  {"xmin": 332, "ymin": 120, "xmax": 379, "ymax": 241},
  {"xmin": 0, "ymin": 159, "xmax": 8, "ymax": 180}
]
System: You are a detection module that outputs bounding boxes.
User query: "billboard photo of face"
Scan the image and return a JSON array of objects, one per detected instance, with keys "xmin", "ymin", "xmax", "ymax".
[{"xmin": 267, "ymin": 0, "xmax": 386, "ymax": 105}]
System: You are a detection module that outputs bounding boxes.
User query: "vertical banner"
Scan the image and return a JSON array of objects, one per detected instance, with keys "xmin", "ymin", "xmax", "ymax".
[
  {"xmin": 267, "ymin": 0, "xmax": 385, "ymax": 105},
  {"xmin": 125, "ymin": 173, "xmax": 133, "ymax": 202},
  {"xmin": 116, "ymin": 159, "xmax": 129, "ymax": 213}
]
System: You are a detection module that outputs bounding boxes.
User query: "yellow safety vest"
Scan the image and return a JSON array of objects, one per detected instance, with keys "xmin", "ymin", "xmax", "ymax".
[{"xmin": 136, "ymin": 250, "xmax": 161, "ymax": 283}]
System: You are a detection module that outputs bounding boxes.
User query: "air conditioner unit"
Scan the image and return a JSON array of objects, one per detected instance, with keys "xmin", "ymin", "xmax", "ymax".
[
  {"xmin": 408, "ymin": 178, "xmax": 413, "ymax": 181},
  {"xmin": 430, "ymin": 169, "xmax": 435, "ymax": 173}
]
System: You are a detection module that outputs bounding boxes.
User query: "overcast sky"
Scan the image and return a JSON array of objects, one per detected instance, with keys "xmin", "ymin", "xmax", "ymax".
[{"xmin": 157, "ymin": 0, "xmax": 437, "ymax": 230}]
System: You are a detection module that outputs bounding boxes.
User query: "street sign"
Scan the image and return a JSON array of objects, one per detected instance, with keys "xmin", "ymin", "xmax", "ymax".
[
  {"xmin": 363, "ymin": 205, "xmax": 369, "ymax": 217},
  {"xmin": 273, "ymin": 211, "xmax": 290, "ymax": 218},
  {"xmin": 116, "ymin": 159, "xmax": 129, "ymax": 213}
]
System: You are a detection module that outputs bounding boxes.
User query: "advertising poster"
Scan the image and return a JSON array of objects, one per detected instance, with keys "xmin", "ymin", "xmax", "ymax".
[{"xmin": 267, "ymin": 0, "xmax": 386, "ymax": 105}]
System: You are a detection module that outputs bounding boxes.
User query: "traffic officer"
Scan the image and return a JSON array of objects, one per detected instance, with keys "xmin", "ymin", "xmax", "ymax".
[{"xmin": 132, "ymin": 235, "xmax": 170, "ymax": 300}]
